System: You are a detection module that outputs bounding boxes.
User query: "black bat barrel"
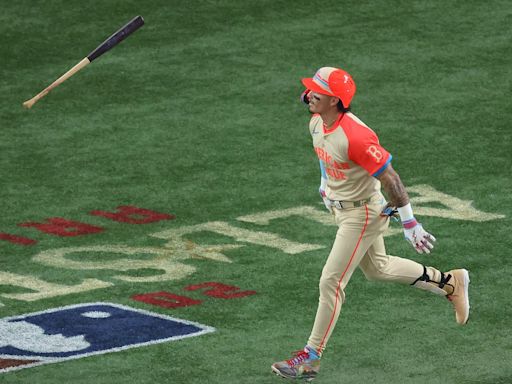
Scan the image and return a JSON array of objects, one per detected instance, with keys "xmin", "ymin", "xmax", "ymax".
[{"xmin": 87, "ymin": 15, "xmax": 144, "ymax": 62}]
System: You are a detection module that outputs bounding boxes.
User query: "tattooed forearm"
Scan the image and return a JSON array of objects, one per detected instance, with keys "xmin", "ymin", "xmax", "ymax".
[{"xmin": 376, "ymin": 164, "xmax": 410, "ymax": 208}]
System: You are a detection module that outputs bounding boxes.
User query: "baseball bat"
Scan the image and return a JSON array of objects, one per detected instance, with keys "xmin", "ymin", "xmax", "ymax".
[{"xmin": 23, "ymin": 15, "xmax": 144, "ymax": 109}]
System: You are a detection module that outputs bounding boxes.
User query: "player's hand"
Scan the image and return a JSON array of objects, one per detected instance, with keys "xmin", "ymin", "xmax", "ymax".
[
  {"xmin": 380, "ymin": 203, "xmax": 399, "ymax": 222},
  {"xmin": 319, "ymin": 189, "xmax": 333, "ymax": 213},
  {"xmin": 403, "ymin": 223, "xmax": 436, "ymax": 254},
  {"xmin": 322, "ymin": 196, "xmax": 333, "ymax": 213},
  {"xmin": 301, "ymin": 89, "xmax": 311, "ymax": 105}
]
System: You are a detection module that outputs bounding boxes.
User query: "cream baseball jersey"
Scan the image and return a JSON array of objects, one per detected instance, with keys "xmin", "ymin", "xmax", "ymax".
[{"xmin": 310, "ymin": 112, "xmax": 392, "ymax": 202}]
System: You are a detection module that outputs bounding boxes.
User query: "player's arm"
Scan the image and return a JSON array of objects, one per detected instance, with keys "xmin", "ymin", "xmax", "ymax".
[
  {"xmin": 375, "ymin": 164, "xmax": 409, "ymax": 207},
  {"xmin": 318, "ymin": 161, "xmax": 332, "ymax": 213},
  {"xmin": 376, "ymin": 164, "xmax": 436, "ymax": 254},
  {"xmin": 344, "ymin": 120, "xmax": 435, "ymax": 253},
  {"xmin": 319, "ymin": 160, "xmax": 327, "ymax": 194}
]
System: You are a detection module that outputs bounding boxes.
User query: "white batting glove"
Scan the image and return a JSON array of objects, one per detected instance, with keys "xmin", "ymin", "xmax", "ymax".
[
  {"xmin": 319, "ymin": 177, "xmax": 332, "ymax": 213},
  {"xmin": 319, "ymin": 189, "xmax": 333, "ymax": 213},
  {"xmin": 403, "ymin": 222, "xmax": 436, "ymax": 254},
  {"xmin": 398, "ymin": 203, "xmax": 436, "ymax": 254}
]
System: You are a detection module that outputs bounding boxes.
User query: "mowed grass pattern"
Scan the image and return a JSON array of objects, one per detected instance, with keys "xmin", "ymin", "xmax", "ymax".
[{"xmin": 1, "ymin": 1, "xmax": 511, "ymax": 383}]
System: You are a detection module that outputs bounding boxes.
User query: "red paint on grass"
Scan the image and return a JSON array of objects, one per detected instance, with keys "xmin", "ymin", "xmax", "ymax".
[
  {"xmin": 185, "ymin": 282, "xmax": 257, "ymax": 299},
  {"xmin": 19, "ymin": 218, "xmax": 103, "ymax": 237},
  {"xmin": 132, "ymin": 291, "xmax": 203, "ymax": 309},
  {"xmin": 0, "ymin": 233, "xmax": 37, "ymax": 245},
  {"xmin": 132, "ymin": 283, "xmax": 257, "ymax": 309},
  {"xmin": 90, "ymin": 205, "xmax": 175, "ymax": 224},
  {"xmin": 2, "ymin": 205, "xmax": 176, "ymax": 247}
]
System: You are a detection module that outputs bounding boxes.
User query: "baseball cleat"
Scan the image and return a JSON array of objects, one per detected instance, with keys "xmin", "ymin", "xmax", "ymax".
[
  {"xmin": 271, "ymin": 348, "xmax": 320, "ymax": 382},
  {"xmin": 446, "ymin": 269, "xmax": 470, "ymax": 325}
]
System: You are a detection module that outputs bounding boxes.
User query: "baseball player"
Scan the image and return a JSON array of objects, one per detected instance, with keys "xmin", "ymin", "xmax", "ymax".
[{"xmin": 271, "ymin": 67, "xmax": 470, "ymax": 382}]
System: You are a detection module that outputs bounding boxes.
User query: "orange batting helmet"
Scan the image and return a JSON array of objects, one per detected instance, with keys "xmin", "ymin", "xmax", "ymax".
[{"xmin": 301, "ymin": 67, "xmax": 356, "ymax": 108}]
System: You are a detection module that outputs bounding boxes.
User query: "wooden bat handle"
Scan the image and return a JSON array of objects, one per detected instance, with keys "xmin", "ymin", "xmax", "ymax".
[{"xmin": 22, "ymin": 57, "xmax": 91, "ymax": 109}]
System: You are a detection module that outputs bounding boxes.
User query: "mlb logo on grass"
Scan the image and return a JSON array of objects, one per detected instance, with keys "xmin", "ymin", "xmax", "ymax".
[{"xmin": 0, "ymin": 302, "xmax": 215, "ymax": 373}]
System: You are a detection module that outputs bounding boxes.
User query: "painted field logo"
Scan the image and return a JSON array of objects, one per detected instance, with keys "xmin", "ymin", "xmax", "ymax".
[{"xmin": 0, "ymin": 302, "xmax": 214, "ymax": 373}]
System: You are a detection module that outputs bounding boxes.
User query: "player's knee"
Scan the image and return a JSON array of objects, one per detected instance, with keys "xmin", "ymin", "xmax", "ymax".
[
  {"xmin": 319, "ymin": 274, "xmax": 345, "ymax": 300},
  {"xmin": 360, "ymin": 259, "xmax": 390, "ymax": 282},
  {"xmin": 361, "ymin": 268, "xmax": 380, "ymax": 281}
]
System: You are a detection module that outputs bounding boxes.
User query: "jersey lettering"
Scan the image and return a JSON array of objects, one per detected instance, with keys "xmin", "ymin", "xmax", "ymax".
[
  {"xmin": 314, "ymin": 147, "xmax": 332, "ymax": 164},
  {"xmin": 326, "ymin": 168, "xmax": 347, "ymax": 180},
  {"xmin": 333, "ymin": 160, "xmax": 350, "ymax": 170}
]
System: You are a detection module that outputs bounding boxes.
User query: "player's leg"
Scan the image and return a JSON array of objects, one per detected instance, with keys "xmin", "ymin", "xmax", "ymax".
[
  {"xmin": 358, "ymin": 235, "xmax": 423, "ymax": 283},
  {"xmin": 358, "ymin": 235, "xmax": 470, "ymax": 324},
  {"xmin": 307, "ymin": 204, "xmax": 385, "ymax": 355},
  {"xmin": 411, "ymin": 266, "xmax": 470, "ymax": 325},
  {"xmin": 272, "ymin": 205, "xmax": 378, "ymax": 381}
]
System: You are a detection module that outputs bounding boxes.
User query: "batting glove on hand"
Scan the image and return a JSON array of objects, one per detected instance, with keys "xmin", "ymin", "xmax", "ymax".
[
  {"xmin": 380, "ymin": 203, "xmax": 399, "ymax": 222},
  {"xmin": 403, "ymin": 222, "xmax": 436, "ymax": 254},
  {"xmin": 301, "ymin": 89, "xmax": 311, "ymax": 105},
  {"xmin": 319, "ymin": 189, "xmax": 333, "ymax": 213}
]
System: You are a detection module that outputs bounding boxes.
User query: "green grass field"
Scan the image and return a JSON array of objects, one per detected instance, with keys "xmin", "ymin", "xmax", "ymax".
[{"xmin": 1, "ymin": 1, "xmax": 511, "ymax": 383}]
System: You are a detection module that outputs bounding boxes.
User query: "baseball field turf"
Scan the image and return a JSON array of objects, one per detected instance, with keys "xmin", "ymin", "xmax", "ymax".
[{"xmin": 1, "ymin": 1, "xmax": 511, "ymax": 383}]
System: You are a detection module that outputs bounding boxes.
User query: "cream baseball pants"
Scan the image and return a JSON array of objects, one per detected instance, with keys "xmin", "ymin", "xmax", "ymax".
[{"xmin": 307, "ymin": 194, "xmax": 441, "ymax": 354}]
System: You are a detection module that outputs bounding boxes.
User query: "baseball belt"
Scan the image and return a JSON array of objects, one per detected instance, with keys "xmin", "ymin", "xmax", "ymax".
[
  {"xmin": 329, "ymin": 193, "xmax": 383, "ymax": 209},
  {"xmin": 329, "ymin": 199, "xmax": 368, "ymax": 209}
]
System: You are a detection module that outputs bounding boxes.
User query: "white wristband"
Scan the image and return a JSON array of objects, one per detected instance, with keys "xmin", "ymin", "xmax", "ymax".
[
  {"xmin": 397, "ymin": 203, "xmax": 414, "ymax": 223},
  {"xmin": 320, "ymin": 177, "xmax": 327, "ymax": 192}
]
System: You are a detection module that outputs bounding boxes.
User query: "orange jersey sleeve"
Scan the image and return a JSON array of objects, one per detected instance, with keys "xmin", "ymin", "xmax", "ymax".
[{"xmin": 342, "ymin": 114, "xmax": 392, "ymax": 176}]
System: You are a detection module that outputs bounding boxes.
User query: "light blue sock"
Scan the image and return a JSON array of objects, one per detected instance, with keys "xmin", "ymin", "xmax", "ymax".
[{"xmin": 305, "ymin": 345, "xmax": 320, "ymax": 360}]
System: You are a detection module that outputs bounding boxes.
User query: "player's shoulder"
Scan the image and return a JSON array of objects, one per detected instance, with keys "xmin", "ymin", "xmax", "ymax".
[{"xmin": 341, "ymin": 112, "xmax": 379, "ymax": 140}]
